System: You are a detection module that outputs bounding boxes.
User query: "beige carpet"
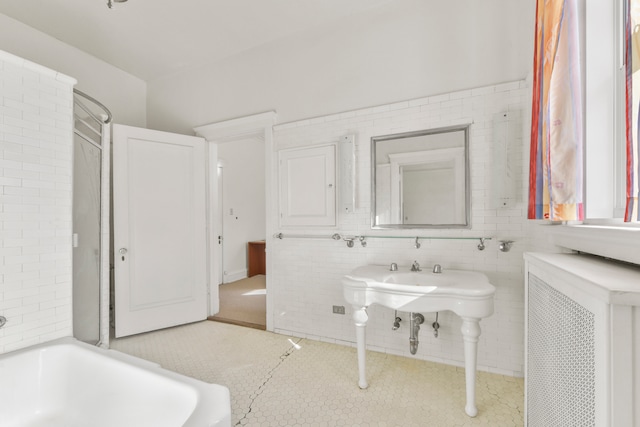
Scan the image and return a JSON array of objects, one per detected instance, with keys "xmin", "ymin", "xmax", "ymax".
[{"xmin": 208, "ymin": 275, "xmax": 266, "ymax": 330}]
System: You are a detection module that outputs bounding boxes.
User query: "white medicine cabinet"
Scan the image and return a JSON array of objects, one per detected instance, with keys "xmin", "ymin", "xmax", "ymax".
[{"xmin": 278, "ymin": 144, "xmax": 337, "ymax": 227}]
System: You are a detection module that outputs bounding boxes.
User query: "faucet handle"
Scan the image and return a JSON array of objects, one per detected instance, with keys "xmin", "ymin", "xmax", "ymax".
[
  {"xmin": 389, "ymin": 262, "xmax": 398, "ymax": 271},
  {"xmin": 432, "ymin": 264, "xmax": 442, "ymax": 274}
]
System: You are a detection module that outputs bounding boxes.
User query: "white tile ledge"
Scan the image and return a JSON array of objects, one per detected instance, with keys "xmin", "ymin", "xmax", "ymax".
[
  {"xmin": 548, "ymin": 224, "xmax": 640, "ymax": 266},
  {"xmin": 273, "ymin": 80, "xmax": 525, "ymax": 129},
  {"xmin": 0, "ymin": 49, "xmax": 76, "ymax": 85}
]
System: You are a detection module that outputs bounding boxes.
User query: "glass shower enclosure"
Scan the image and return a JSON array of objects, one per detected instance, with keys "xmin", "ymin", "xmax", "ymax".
[{"xmin": 72, "ymin": 90, "xmax": 111, "ymax": 346}]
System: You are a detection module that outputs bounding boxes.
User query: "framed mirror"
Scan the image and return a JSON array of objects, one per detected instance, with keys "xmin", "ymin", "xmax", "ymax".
[{"xmin": 371, "ymin": 125, "xmax": 470, "ymax": 229}]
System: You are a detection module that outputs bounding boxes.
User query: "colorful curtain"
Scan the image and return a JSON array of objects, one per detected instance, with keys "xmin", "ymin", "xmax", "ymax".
[
  {"xmin": 625, "ymin": 0, "xmax": 640, "ymax": 221},
  {"xmin": 528, "ymin": 0, "xmax": 584, "ymax": 221}
]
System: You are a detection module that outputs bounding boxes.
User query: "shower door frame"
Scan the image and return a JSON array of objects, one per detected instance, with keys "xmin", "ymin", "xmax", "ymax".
[{"xmin": 72, "ymin": 90, "xmax": 112, "ymax": 348}]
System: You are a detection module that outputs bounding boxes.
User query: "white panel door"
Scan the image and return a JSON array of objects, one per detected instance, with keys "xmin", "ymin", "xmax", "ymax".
[
  {"xmin": 113, "ymin": 124, "xmax": 207, "ymax": 337},
  {"xmin": 279, "ymin": 145, "xmax": 336, "ymax": 226}
]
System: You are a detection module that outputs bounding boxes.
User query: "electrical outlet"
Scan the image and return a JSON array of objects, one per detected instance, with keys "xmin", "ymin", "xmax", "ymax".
[{"xmin": 332, "ymin": 305, "xmax": 345, "ymax": 315}]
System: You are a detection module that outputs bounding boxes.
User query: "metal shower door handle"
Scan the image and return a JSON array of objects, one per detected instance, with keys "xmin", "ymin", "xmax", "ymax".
[{"xmin": 119, "ymin": 248, "xmax": 128, "ymax": 261}]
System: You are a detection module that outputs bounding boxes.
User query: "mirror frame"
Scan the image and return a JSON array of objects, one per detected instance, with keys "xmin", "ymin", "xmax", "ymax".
[{"xmin": 370, "ymin": 124, "xmax": 471, "ymax": 229}]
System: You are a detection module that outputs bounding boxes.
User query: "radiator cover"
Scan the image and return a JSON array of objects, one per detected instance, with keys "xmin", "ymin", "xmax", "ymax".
[{"xmin": 527, "ymin": 273, "xmax": 596, "ymax": 427}]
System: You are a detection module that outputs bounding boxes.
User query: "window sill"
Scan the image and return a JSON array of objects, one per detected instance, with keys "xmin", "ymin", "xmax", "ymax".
[{"xmin": 548, "ymin": 224, "xmax": 640, "ymax": 266}]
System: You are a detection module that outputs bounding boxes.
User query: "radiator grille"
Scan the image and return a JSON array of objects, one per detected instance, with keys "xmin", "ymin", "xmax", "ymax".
[{"xmin": 527, "ymin": 273, "xmax": 596, "ymax": 427}]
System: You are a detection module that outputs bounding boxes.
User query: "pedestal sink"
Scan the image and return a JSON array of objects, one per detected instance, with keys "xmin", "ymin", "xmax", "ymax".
[{"xmin": 342, "ymin": 264, "xmax": 496, "ymax": 417}]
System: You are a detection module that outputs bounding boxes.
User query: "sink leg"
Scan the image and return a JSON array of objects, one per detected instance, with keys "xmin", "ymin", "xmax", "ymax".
[
  {"xmin": 461, "ymin": 317, "xmax": 481, "ymax": 417},
  {"xmin": 353, "ymin": 306, "xmax": 369, "ymax": 389}
]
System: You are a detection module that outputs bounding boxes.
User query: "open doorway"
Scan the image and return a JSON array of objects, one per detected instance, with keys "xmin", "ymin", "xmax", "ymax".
[{"xmin": 208, "ymin": 136, "xmax": 266, "ymax": 330}]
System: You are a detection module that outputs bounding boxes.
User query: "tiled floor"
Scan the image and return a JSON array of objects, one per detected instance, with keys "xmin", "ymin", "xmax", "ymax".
[{"xmin": 111, "ymin": 321, "xmax": 524, "ymax": 426}]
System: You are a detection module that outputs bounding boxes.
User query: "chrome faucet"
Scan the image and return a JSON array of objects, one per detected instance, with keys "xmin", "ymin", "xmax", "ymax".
[{"xmin": 410, "ymin": 260, "xmax": 421, "ymax": 272}]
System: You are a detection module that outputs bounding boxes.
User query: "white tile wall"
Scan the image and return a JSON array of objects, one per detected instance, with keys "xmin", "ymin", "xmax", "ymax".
[
  {"xmin": 0, "ymin": 50, "xmax": 76, "ymax": 354},
  {"xmin": 271, "ymin": 81, "xmax": 561, "ymax": 377}
]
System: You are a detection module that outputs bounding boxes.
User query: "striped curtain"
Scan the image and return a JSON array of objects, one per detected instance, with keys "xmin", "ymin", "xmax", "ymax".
[
  {"xmin": 528, "ymin": 0, "xmax": 584, "ymax": 221},
  {"xmin": 625, "ymin": 0, "xmax": 640, "ymax": 221}
]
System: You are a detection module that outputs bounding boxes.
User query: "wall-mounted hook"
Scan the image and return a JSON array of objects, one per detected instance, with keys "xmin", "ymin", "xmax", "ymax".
[
  {"xmin": 0, "ymin": 316, "xmax": 6, "ymax": 328},
  {"xmin": 332, "ymin": 233, "xmax": 342, "ymax": 240},
  {"xmin": 414, "ymin": 237, "xmax": 421, "ymax": 249},
  {"xmin": 343, "ymin": 236, "xmax": 355, "ymax": 248},
  {"xmin": 498, "ymin": 240, "xmax": 513, "ymax": 252},
  {"xmin": 477, "ymin": 238, "xmax": 486, "ymax": 251},
  {"xmin": 359, "ymin": 236, "xmax": 367, "ymax": 247}
]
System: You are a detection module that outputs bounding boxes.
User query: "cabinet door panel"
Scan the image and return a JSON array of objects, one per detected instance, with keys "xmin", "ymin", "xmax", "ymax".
[{"xmin": 279, "ymin": 145, "xmax": 336, "ymax": 226}]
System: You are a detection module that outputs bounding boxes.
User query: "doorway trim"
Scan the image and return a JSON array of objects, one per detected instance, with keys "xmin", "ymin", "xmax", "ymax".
[{"xmin": 194, "ymin": 111, "xmax": 277, "ymax": 329}]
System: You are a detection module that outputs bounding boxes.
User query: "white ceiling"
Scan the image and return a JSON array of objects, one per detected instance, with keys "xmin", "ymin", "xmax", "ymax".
[{"xmin": 0, "ymin": 0, "xmax": 396, "ymax": 82}]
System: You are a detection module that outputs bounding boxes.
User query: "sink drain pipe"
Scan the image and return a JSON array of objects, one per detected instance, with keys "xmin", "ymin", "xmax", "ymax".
[{"xmin": 409, "ymin": 312, "xmax": 425, "ymax": 354}]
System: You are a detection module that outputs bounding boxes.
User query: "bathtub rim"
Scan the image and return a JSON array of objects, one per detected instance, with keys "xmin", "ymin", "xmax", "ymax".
[{"xmin": 0, "ymin": 336, "xmax": 231, "ymax": 427}]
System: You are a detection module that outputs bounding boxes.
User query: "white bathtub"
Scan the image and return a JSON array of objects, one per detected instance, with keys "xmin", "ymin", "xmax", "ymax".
[{"xmin": 0, "ymin": 337, "xmax": 231, "ymax": 427}]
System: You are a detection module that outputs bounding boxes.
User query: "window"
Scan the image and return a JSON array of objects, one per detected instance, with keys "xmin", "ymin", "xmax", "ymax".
[
  {"xmin": 624, "ymin": 0, "xmax": 640, "ymax": 222},
  {"xmin": 550, "ymin": 0, "xmax": 640, "ymax": 266},
  {"xmin": 582, "ymin": 0, "xmax": 638, "ymax": 224}
]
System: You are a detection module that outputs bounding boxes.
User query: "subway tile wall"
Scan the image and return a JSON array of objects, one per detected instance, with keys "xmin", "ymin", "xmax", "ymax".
[
  {"xmin": 271, "ymin": 81, "xmax": 560, "ymax": 377},
  {"xmin": 0, "ymin": 50, "xmax": 76, "ymax": 354}
]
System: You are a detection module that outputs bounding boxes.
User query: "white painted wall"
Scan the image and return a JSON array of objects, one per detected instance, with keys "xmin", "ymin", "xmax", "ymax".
[
  {"xmin": 0, "ymin": 50, "xmax": 76, "ymax": 354},
  {"xmin": 0, "ymin": 13, "xmax": 146, "ymax": 127},
  {"xmin": 147, "ymin": 0, "xmax": 535, "ymax": 135},
  {"xmin": 218, "ymin": 138, "xmax": 266, "ymax": 282},
  {"xmin": 271, "ymin": 81, "xmax": 561, "ymax": 377}
]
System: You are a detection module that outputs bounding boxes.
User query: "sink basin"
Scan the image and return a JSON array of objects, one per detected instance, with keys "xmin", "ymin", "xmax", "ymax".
[
  {"xmin": 343, "ymin": 264, "xmax": 495, "ymax": 317},
  {"xmin": 342, "ymin": 264, "xmax": 496, "ymax": 417}
]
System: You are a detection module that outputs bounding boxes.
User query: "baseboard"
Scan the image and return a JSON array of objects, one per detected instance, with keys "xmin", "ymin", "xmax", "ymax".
[{"xmin": 223, "ymin": 269, "xmax": 247, "ymax": 283}]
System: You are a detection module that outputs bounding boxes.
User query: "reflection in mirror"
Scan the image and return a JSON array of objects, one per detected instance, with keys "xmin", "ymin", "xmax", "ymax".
[{"xmin": 371, "ymin": 125, "xmax": 470, "ymax": 229}]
